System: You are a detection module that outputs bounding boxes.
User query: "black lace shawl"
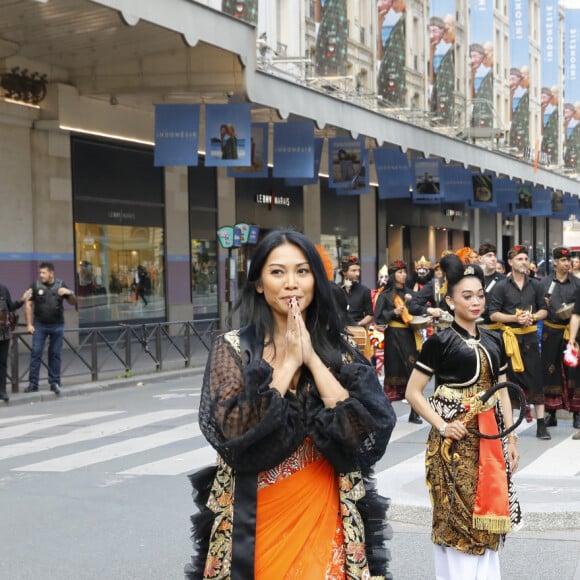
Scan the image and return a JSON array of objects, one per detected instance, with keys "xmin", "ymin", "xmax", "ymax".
[{"xmin": 198, "ymin": 331, "xmax": 396, "ymax": 474}]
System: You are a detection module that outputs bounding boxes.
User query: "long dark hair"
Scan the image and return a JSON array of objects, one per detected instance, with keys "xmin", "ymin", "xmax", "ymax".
[{"xmin": 229, "ymin": 228, "xmax": 364, "ymax": 368}]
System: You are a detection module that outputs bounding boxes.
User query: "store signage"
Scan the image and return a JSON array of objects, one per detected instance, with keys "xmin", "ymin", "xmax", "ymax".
[
  {"xmin": 255, "ymin": 193, "xmax": 291, "ymax": 207},
  {"xmin": 217, "ymin": 226, "xmax": 235, "ymax": 249}
]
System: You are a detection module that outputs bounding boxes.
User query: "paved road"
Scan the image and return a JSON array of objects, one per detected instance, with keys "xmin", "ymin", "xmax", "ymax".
[{"xmin": 1, "ymin": 372, "xmax": 579, "ymax": 579}]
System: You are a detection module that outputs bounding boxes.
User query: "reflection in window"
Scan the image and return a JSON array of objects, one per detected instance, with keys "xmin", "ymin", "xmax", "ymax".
[
  {"xmin": 320, "ymin": 233, "xmax": 359, "ymax": 284},
  {"xmin": 192, "ymin": 239, "xmax": 218, "ymax": 318},
  {"xmin": 75, "ymin": 223, "xmax": 165, "ymax": 325}
]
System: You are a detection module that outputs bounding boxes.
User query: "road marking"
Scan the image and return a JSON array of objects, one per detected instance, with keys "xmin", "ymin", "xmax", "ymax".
[
  {"xmin": 14, "ymin": 423, "xmax": 201, "ymax": 472},
  {"xmin": 0, "ymin": 412, "xmax": 123, "ymax": 440},
  {"xmin": 0, "ymin": 409, "xmax": 196, "ymax": 461},
  {"xmin": 516, "ymin": 436, "xmax": 580, "ymax": 478},
  {"xmin": 0, "ymin": 414, "xmax": 49, "ymax": 427},
  {"xmin": 376, "ymin": 451, "xmax": 431, "ymax": 508},
  {"xmin": 119, "ymin": 445, "xmax": 217, "ymax": 476}
]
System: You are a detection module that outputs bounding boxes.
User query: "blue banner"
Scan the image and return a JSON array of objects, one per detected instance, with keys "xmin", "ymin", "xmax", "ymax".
[
  {"xmin": 564, "ymin": 10, "xmax": 580, "ymax": 171},
  {"xmin": 553, "ymin": 193, "xmax": 579, "ymax": 220},
  {"xmin": 272, "ymin": 122, "xmax": 315, "ymax": 178},
  {"xmin": 470, "ymin": 173, "xmax": 496, "ymax": 209},
  {"xmin": 511, "ymin": 182, "xmax": 534, "ymax": 216},
  {"xmin": 227, "ymin": 123, "xmax": 269, "ymax": 178},
  {"xmin": 285, "ymin": 138, "xmax": 324, "ymax": 186},
  {"xmin": 412, "ymin": 158, "xmax": 444, "ymax": 204},
  {"xmin": 493, "ymin": 177, "xmax": 518, "ymax": 215},
  {"xmin": 374, "ymin": 147, "xmax": 411, "ymax": 200},
  {"xmin": 509, "ymin": 1, "xmax": 530, "ymax": 153},
  {"xmin": 205, "ymin": 103, "xmax": 251, "ymax": 167},
  {"xmin": 154, "ymin": 104, "xmax": 200, "ymax": 167},
  {"xmin": 335, "ymin": 145, "xmax": 370, "ymax": 195},
  {"xmin": 440, "ymin": 165, "xmax": 471, "ymax": 203},
  {"xmin": 530, "ymin": 187, "xmax": 552, "ymax": 217},
  {"xmin": 540, "ymin": 0, "xmax": 560, "ymax": 162},
  {"xmin": 328, "ymin": 137, "xmax": 367, "ymax": 189}
]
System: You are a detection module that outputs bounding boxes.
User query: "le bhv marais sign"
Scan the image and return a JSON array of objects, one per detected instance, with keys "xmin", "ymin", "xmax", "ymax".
[{"xmin": 255, "ymin": 193, "xmax": 291, "ymax": 207}]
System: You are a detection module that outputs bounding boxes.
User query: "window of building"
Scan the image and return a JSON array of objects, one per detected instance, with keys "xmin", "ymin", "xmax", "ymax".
[
  {"xmin": 75, "ymin": 223, "xmax": 165, "ymax": 324},
  {"xmin": 320, "ymin": 179, "xmax": 359, "ymax": 283},
  {"xmin": 72, "ymin": 136, "xmax": 166, "ymax": 326},
  {"xmin": 189, "ymin": 162, "xmax": 219, "ymax": 319}
]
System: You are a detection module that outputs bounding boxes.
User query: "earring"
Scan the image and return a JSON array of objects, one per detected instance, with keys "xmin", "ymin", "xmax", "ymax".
[{"xmin": 449, "ymin": 304, "xmax": 455, "ymax": 311}]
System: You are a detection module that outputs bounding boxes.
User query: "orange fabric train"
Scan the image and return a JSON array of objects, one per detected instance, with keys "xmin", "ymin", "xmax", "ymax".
[{"xmin": 255, "ymin": 456, "xmax": 341, "ymax": 579}]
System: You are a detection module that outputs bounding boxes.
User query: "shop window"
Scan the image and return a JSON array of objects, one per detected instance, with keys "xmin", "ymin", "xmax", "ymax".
[
  {"xmin": 192, "ymin": 239, "xmax": 218, "ymax": 318},
  {"xmin": 75, "ymin": 223, "xmax": 165, "ymax": 325}
]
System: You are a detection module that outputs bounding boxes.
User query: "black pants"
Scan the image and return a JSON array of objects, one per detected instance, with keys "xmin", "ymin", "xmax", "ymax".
[{"xmin": 0, "ymin": 339, "xmax": 9, "ymax": 396}]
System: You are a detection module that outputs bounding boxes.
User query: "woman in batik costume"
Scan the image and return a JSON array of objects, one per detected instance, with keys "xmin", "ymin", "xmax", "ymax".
[{"xmin": 406, "ymin": 254, "xmax": 522, "ymax": 579}]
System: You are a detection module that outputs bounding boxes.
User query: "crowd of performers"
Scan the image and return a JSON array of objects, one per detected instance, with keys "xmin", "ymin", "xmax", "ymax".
[
  {"xmin": 337, "ymin": 244, "xmax": 580, "ymax": 441},
  {"xmin": 335, "ymin": 243, "xmax": 580, "ymax": 577}
]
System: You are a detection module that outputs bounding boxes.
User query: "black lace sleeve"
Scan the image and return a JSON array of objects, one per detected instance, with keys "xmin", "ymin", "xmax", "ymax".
[
  {"xmin": 198, "ymin": 335, "xmax": 304, "ymax": 472},
  {"xmin": 307, "ymin": 363, "xmax": 396, "ymax": 474}
]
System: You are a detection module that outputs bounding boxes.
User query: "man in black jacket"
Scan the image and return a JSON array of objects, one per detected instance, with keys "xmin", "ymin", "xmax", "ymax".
[
  {"xmin": 0, "ymin": 284, "xmax": 29, "ymax": 402},
  {"xmin": 24, "ymin": 262, "xmax": 76, "ymax": 395}
]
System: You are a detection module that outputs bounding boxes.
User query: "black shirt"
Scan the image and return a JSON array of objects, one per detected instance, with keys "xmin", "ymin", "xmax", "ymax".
[
  {"xmin": 341, "ymin": 282, "xmax": 373, "ymax": 325},
  {"xmin": 408, "ymin": 278, "xmax": 451, "ymax": 316},
  {"xmin": 487, "ymin": 275, "xmax": 546, "ymax": 328},
  {"xmin": 543, "ymin": 274, "xmax": 580, "ymax": 323},
  {"xmin": 481, "ymin": 272, "xmax": 506, "ymax": 324}
]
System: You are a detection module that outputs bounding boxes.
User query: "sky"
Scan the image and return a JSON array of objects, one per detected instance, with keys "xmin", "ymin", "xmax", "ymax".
[{"xmin": 562, "ymin": 0, "xmax": 580, "ymax": 7}]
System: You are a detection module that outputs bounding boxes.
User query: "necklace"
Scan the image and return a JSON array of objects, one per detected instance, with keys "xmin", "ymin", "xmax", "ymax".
[{"xmin": 452, "ymin": 326, "xmax": 480, "ymax": 348}]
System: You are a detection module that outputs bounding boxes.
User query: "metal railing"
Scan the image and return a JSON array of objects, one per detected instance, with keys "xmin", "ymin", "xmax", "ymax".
[{"xmin": 7, "ymin": 318, "xmax": 221, "ymax": 393}]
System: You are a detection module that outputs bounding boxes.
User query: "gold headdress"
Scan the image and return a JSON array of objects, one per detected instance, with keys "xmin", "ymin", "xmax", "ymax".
[
  {"xmin": 378, "ymin": 264, "xmax": 389, "ymax": 277},
  {"xmin": 414, "ymin": 255, "xmax": 432, "ymax": 269}
]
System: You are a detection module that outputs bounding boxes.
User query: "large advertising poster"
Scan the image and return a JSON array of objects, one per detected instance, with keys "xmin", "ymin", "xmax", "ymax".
[
  {"xmin": 428, "ymin": 0, "xmax": 456, "ymax": 125},
  {"xmin": 540, "ymin": 0, "xmax": 560, "ymax": 163},
  {"xmin": 192, "ymin": 1, "xmax": 257, "ymax": 24},
  {"xmin": 221, "ymin": 0, "xmax": 257, "ymax": 24},
  {"xmin": 377, "ymin": 0, "xmax": 407, "ymax": 106},
  {"xmin": 469, "ymin": 0, "xmax": 494, "ymax": 128},
  {"xmin": 314, "ymin": 0, "xmax": 349, "ymax": 77},
  {"xmin": 564, "ymin": 9, "xmax": 580, "ymax": 171},
  {"xmin": 509, "ymin": 1, "xmax": 530, "ymax": 153}
]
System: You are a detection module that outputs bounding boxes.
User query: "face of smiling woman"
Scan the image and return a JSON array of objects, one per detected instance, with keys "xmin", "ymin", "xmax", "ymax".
[{"xmin": 256, "ymin": 243, "xmax": 315, "ymax": 324}]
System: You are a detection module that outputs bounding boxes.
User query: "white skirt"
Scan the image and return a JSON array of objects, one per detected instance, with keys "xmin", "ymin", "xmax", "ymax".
[{"xmin": 433, "ymin": 544, "xmax": 500, "ymax": 580}]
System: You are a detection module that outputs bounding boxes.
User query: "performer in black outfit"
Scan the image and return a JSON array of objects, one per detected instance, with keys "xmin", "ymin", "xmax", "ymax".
[
  {"xmin": 476, "ymin": 242, "xmax": 505, "ymax": 330},
  {"xmin": 488, "ymin": 245, "xmax": 550, "ymax": 439},
  {"xmin": 541, "ymin": 247, "xmax": 580, "ymax": 428},
  {"xmin": 374, "ymin": 260, "xmax": 422, "ymax": 423}
]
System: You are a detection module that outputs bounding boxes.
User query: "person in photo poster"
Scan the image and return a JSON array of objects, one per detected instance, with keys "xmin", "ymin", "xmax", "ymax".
[
  {"xmin": 564, "ymin": 103, "xmax": 580, "ymax": 171},
  {"xmin": 471, "ymin": 42, "xmax": 494, "ymax": 128},
  {"xmin": 541, "ymin": 87, "xmax": 559, "ymax": 161},
  {"xmin": 509, "ymin": 66, "xmax": 530, "ymax": 151},
  {"xmin": 430, "ymin": 14, "xmax": 456, "ymax": 125},
  {"xmin": 377, "ymin": 0, "xmax": 407, "ymax": 106},
  {"xmin": 428, "ymin": 16, "xmax": 445, "ymax": 96},
  {"xmin": 472, "ymin": 175, "xmax": 493, "ymax": 203},
  {"xmin": 222, "ymin": 124, "xmax": 238, "ymax": 160}
]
